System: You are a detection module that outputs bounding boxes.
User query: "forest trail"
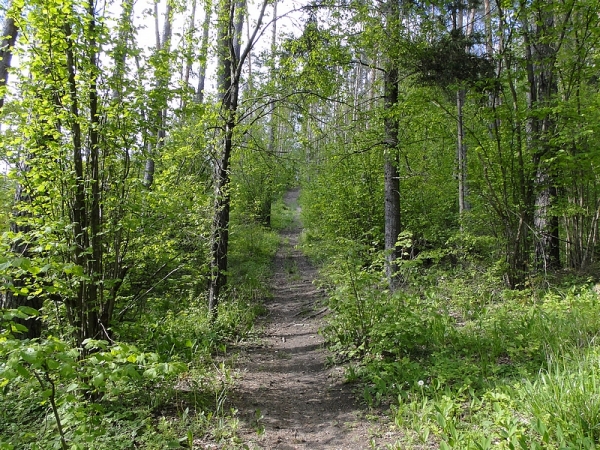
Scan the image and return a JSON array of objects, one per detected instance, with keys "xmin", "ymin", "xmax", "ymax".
[{"xmin": 230, "ymin": 189, "xmax": 396, "ymax": 449}]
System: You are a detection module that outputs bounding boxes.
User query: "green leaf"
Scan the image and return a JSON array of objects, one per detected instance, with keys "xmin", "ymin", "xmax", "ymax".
[
  {"xmin": 13, "ymin": 363, "xmax": 30, "ymax": 379},
  {"xmin": 82, "ymin": 339, "xmax": 108, "ymax": 350},
  {"xmin": 10, "ymin": 323, "xmax": 28, "ymax": 334},
  {"xmin": 59, "ymin": 363, "xmax": 76, "ymax": 378},
  {"xmin": 125, "ymin": 365, "xmax": 141, "ymax": 380},
  {"xmin": 46, "ymin": 358, "xmax": 60, "ymax": 370},
  {"xmin": 20, "ymin": 348, "xmax": 39, "ymax": 365},
  {"xmin": 17, "ymin": 306, "xmax": 39, "ymax": 317},
  {"xmin": 92, "ymin": 373, "xmax": 105, "ymax": 388},
  {"xmin": 143, "ymin": 368, "xmax": 157, "ymax": 379},
  {"xmin": 40, "ymin": 388, "xmax": 53, "ymax": 399}
]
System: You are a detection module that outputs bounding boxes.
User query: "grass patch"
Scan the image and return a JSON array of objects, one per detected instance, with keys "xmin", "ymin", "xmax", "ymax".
[
  {"xmin": 522, "ymin": 347, "xmax": 600, "ymax": 448},
  {"xmin": 270, "ymin": 198, "xmax": 295, "ymax": 231}
]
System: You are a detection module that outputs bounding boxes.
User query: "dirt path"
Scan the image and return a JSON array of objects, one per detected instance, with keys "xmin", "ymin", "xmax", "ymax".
[{"xmin": 230, "ymin": 189, "xmax": 396, "ymax": 449}]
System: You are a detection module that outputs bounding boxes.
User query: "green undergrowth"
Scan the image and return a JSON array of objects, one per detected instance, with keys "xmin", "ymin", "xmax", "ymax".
[
  {"xmin": 0, "ymin": 215, "xmax": 281, "ymax": 449},
  {"xmin": 270, "ymin": 197, "xmax": 296, "ymax": 231},
  {"xmin": 310, "ymin": 239, "xmax": 600, "ymax": 449}
]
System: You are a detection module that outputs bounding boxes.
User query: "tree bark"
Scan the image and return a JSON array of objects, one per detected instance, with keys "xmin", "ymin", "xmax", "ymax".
[
  {"xmin": 0, "ymin": 0, "xmax": 18, "ymax": 109},
  {"xmin": 209, "ymin": 0, "xmax": 236, "ymax": 312},
  {"xmin": 382, "ymin": 0, "xmax": 402, "ymax": 290},
  {"xmin": 233, "ymin": 0, "xmax": 245, "ymax": 62},
  {"xmin": 383, "ymin": 66, "xmax": 401, "ymax": 286},
  {"xmin": 456, "ymin": 6, "xmax": 473, "ymax": 219},
  {"xmin": 64, "ymin": 20, "xmax": 90, "ymax": 344},
  {"xmin": 208, "ymin": 116, "xmax": 235, "ymax": 312},
  {"xmin": 457, "ymin": 88, "xmax": 469, "ymax": 216},
  {"xmin": 87, "ymin": 0, "xmax": 103, "ymax": 341},
  {"xmin": 261, "ymin": 0, "xmax": 279, "ymax": 228},
  {"xmin": 62, "ymin": 2, "xmax": 107, "ymax": 345}
]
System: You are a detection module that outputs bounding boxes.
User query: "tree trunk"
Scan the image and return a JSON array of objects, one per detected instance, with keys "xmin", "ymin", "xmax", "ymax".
[
  {"xmin": 208, "ymin": 117, "xmax": 235, "ymax": 312},
  {"xmin": 534, "ymin": 172, "xmax": 560, "ymax": 270},
  {"xmin": 233, "ymin": 0, "xmax": 245, "ymax": 62},
  {"xmin": 196, "ymin": 1, "xmax": 212, "ymax": 103},
  {"xmin": 64, "ymin": 20, "xmax": 90, "ymax": 344},
  {"xmin": 61, "ymin": 2, "xmax": 110, "ymax": 346},
  {"xmin": 382, "ymin": 0, "xmax": 402, "ymax": 289},
  {"xmin": 456, "ymin": 6, "xmax": 474, "ymax": 219},
  {"xmin": 208, "ymin": 0, "xmax": 236, "ymax": 312},
  {"xmin": 261, "ymin": 0, "xmax": 279, "ymax": 228},
  {"xmin": 523, "ymin": 1, "xmax": 562, "ymax": 271},
  {"xmin": 143, "ymin": 2, "xmax": 173, "ymax": 189},
  {"xmin": 208, "ymin": 0, "xmax": 268, "ymax": 313},
  {"xmin": 182, "ymin": 0, "xmax": 197, "ymax": 108},
  {"xmin": 87, "ymin": 0, "xmax": 103, "ymax": 341},
  {"xmin": 0, "ymin": 0, "xmax": 19, "ymax": 110},
  {"xmin": 457, "ymin": 88, "xmax": 469, "ymax": 216},
  {"xmin": 383, "ymin": 65, "xmax": 401, "ymax": 289}
]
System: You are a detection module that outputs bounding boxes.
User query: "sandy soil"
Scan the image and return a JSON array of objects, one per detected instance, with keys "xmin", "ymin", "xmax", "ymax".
[{"xmin": 230, "ymin": 189, "xmax": 398, "ymax": 449}]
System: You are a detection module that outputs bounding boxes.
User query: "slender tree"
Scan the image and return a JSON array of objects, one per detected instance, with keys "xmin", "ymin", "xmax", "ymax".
[
  {"xmin": 208, "ymin": 0, "xmax": 269, "ymax": 313},
  {"xmin": 382, "ymin": 0, "xmax": 402, "ymax": 289},
  {"xmin": 196, "ymin": 0, "xmax": 212, "ymax": 103},
  {"xmin": 143, "ymin": 1, "xmax": 173, "ymax": 189}
]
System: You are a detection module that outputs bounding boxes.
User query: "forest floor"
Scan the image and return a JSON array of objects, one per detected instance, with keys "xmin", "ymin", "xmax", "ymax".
[{"xmin": 228, "ymin": 189, "xmax": 398, "ymax": 449}]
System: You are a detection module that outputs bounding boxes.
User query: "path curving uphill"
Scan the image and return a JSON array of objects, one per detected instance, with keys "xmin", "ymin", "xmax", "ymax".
[{"xmin": 231, "ymin": 188, "xmax": 396, "ymax": 449}]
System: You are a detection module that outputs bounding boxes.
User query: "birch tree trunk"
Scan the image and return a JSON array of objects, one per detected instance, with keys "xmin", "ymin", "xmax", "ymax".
[
  {"xmin": 456, "ymin": 6, "xmax": 474, "ymax": 218},
  {"xmin": 143, "ymin": 2, "xmax": 173, "ymax": 189}
]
